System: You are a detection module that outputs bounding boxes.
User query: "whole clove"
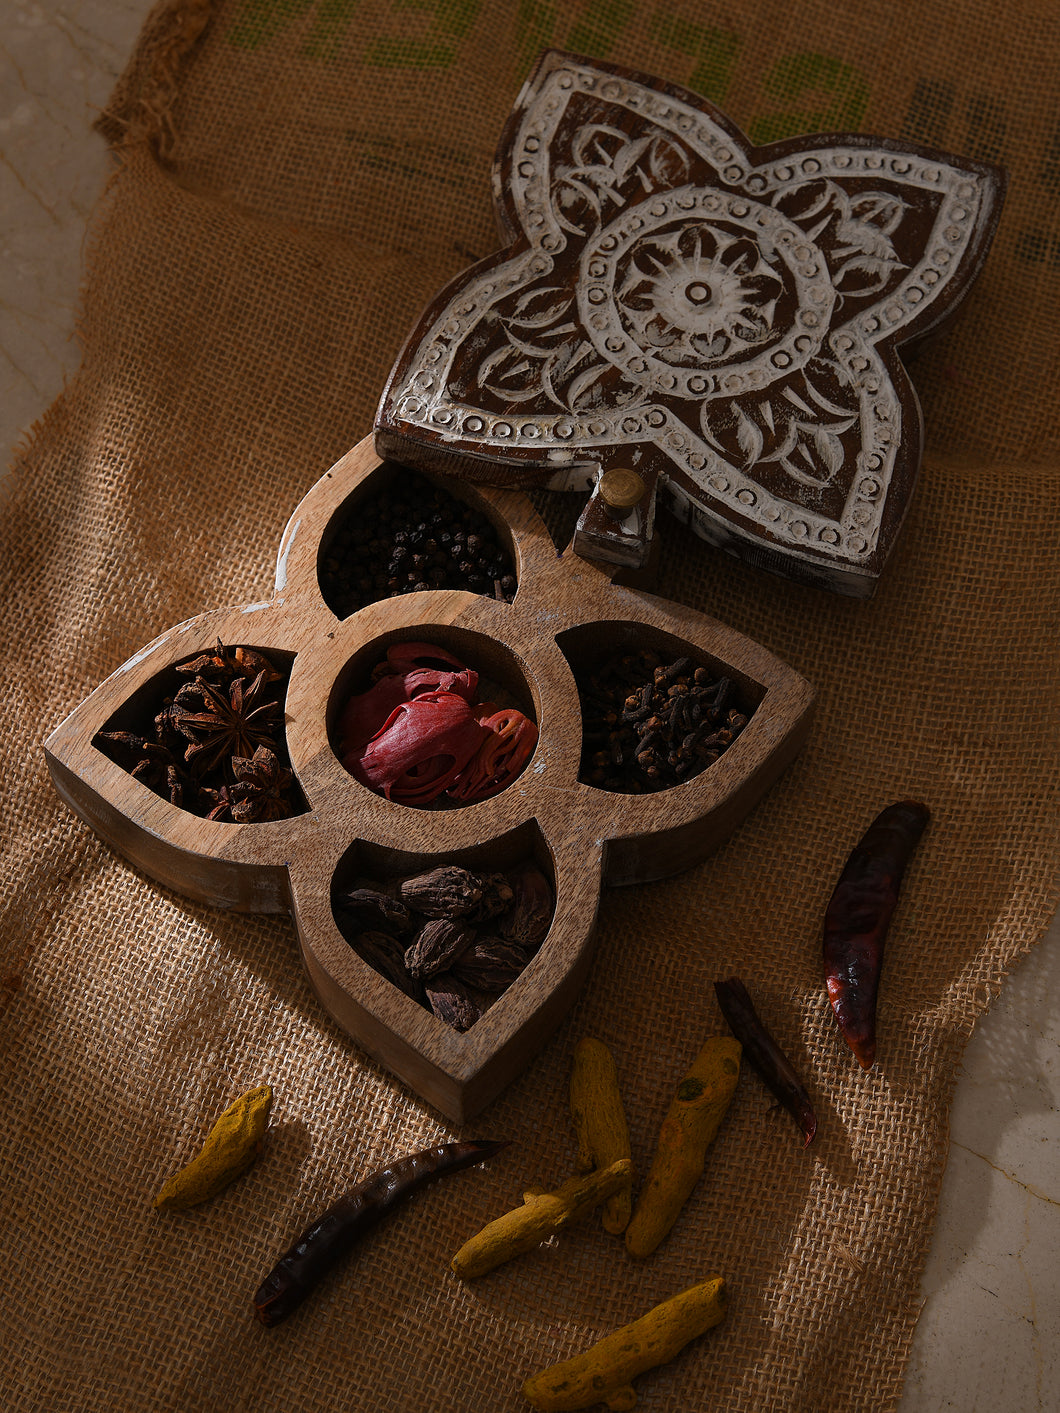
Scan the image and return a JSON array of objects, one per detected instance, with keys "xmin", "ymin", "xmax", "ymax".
[{"xmin": 574, "ymin": 648, "xmax": 753, "ymax": 794}]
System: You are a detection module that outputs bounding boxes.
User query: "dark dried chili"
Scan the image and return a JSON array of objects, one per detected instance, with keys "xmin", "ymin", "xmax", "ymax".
[
  {"xmin": 714, "ymin": 977, "xmax": 817, "ymax": 1147},
  {"xmin": 253, "ymin": 1138, "xmax": 508, "ymax": 1326},
  {"xmin": 822, "ymin": 800, "xmax": 931, "ymax": 1070}
]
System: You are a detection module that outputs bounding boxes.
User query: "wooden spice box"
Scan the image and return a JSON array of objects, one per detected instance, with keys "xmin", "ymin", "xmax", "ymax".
[
  {"xmin": 43, "ymin": 45, "xmax": 1006, "ymax": 1120},
  {"xmin": 44, "ymin": 434, "xmax": 814, "ymax": 1121}
]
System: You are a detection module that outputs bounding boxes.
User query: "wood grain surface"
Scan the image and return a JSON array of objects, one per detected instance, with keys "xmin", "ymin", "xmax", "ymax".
[{"xmin": 44, "ymin": 434, "xmax": 814, "ymax": 1118}]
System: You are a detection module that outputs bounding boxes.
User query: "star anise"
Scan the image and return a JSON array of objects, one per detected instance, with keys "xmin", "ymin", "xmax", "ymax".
[
  {"xmin": 175, "ymin": 638, "xmax": 283, "ymax": 685},
  {"xmin": 97, "ymin": 729, "xmax": 170, "ymax": 781},
  {"xmin": 205, "ymin": 746, "xmax": 294, "ymax": 822},
  {"xmin": 172, "ymin": 669, "xmax": 282, "ymax": 776},
  {"xmin": 95, "ymin": 729, "xmax": 207, "ymax": 808}
]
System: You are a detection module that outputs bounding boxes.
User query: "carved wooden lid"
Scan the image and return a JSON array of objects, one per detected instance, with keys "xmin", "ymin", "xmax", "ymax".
[{"xmin": 375, "ymin": 50, "xmax": 1005, "ymax": 596}]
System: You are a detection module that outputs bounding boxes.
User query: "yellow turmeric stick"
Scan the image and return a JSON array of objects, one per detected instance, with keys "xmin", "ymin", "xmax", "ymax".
[
  {"xmin": 624, "ymin": 1036, "xmax": 740, "ymax": 1259},
  {"xmin": 522, "ymin": 1276, "xmax": 728, "ymax": 1411},
  {"xmin": 154, "ymin": 1084, "xmax": 273, "ymax": 1210},
  {"xmin": 569, "ymin": 1038, "xmax": 633, "ymax": 1235},
  {"xmin": 451, "ymin": 1158, "xmax": 633, "ymax": 1279}
]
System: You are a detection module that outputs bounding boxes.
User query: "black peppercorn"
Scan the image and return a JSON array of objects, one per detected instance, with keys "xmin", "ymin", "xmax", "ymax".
[{"xmin": 319, "ymin": 467, "xmax": 518, "ymax": 619}]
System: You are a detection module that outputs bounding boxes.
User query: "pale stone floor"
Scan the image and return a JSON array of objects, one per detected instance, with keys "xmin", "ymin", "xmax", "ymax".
[{"xmin": 2, "ymin": 3, "xmax": 1057, "ymax": 1408}]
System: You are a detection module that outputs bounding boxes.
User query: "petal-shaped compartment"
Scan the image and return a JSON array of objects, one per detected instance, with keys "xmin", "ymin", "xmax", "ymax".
[
  {"xmin": 273, "ymin": 435, "xmax": 559, "ymax": 618},
  {"xmin": 317, "ymin": 460, "xmax": 521, "ymax": 619},
  {"xmin": 44, "ymin": 604, "xmax": 309, "ymax": 911},
  {"xmin": 94, "ymin": 641, "xmax": 308, "ymax": 824},
  {"xmin": 556, "ymin": 614, "xmax": 814, "ymax": 885},
  {"xmin": 328, "ymin": 627, "xmax": 538, "ymax": 808},
  {"xmin": 289, "ymin": 820, "xmax": 594, "ymax": 1123},
  {"xmin": 561, "ymin": 623, "xmax": 760, "ymax": 795}
]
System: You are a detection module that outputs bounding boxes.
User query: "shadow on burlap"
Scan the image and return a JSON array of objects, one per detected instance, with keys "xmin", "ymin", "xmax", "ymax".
[{"xmin": 1, "ymin": 2, "xmax": 1058, "ymax": 1409}]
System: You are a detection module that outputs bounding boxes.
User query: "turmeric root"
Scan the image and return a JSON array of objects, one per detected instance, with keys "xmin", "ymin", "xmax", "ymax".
[
  {"xmin": 451, "ymin": 1158, "xmax": 633, "ymax": 1279},
  {"xmin": 570, "ymin": 1038, "xmax": 633, "ymax": 1235},
  {"xmin": 624, "ymin": 1037, "xmax": 740, "ymax": 1258},
  {"xmin": 522, "ymin": 1276, "xmax": 728, "ymax": 1411},
  {"xmin": 154, "ymin": 1084, "xmax": 273, "ymax": 1210}
]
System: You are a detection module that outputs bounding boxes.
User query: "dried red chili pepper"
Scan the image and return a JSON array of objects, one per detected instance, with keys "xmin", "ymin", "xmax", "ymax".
[
  {"xmin": 714, "ymin": 977, "xmax": 817, "ymax": 1147},
  {"xmin": 253, "ymin": 1138, "xmax": 509, "ymax": 1326},
  {"xmin": 822, "ymin": 800, "xmax": 930, "ymax": 1069}
]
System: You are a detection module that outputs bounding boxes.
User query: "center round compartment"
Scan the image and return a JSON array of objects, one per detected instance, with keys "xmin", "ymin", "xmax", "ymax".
[{"xmin": 326, "ymin": 625, "xmax": 539, "ymax": 809}]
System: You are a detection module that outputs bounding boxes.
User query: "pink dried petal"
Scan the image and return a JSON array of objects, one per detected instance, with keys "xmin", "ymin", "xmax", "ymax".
[
  {"xmin": 448, "ymin": 706, "xmax": 538, "ymax": 802},
  {"xmin": 383, "ymin": 641, "xmax": 475, "ymax": 681},
  {"xmin": 378, "ymin": 642, "xmax": 478, "ymax": 701},
  {"xmin": 337, "ymin": 644, "xmax": 478, "ymax": 758},
  {"xmin": 337, "ymin": 675, "xmax": 415, "ymax": 756},
  {"xmin": 345, "ymin": 691, "xmax": 488, "ymax": 803}
]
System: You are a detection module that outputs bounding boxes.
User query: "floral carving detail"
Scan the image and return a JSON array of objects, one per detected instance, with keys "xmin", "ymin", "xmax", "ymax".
[
  {"xmin": 618, "ymin": 223, "xmax": 784, "ymax": 362},
  {"xmin": 779, "ymin": 182, "xmax": 908, "ymax": 295},
  {"xmin": 377, "ymin": 52, "xmax": 1003, "ymax": 594},
  {"xmin": 550, "ymin": 122, "xmax": 692, "ymax": 237},
  {"xmin": 700, "ymin": 357, "xmax": 861, "ymax": 489}
]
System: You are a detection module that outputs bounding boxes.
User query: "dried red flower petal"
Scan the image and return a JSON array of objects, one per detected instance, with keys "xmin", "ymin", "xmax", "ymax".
[
  {"xmin": 447, "ymin": 706, "xmax": 539, "ymax": 802},
  {"xmin": 337, "ymin": 642, "xmax": 479, "ymax": 759},
  {"xmin": 338, "ymin": 645, "xmax": 537, "ymax": 805},
  {"xmin": 345, "ymin": 691, "xmax": 488, "ymax": 803},
  {"xmin": 383, "ymin": 642, "xmax": 478, "ymax": 692}
]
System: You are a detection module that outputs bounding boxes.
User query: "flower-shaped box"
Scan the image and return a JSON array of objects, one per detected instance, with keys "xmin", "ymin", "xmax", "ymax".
[
  {"xmin": 44, "ymin": 435, "xmax": 813, "ymax": 1121},
  {"xmin": 376, "ymin": 51, "xmax": 1004, "ymax": 594}
]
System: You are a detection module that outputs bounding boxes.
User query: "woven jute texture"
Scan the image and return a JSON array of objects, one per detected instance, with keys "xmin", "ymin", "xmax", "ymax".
[{"xmin": 3, "ymin": 2, "xmax": 1059, "ymax": 1410}]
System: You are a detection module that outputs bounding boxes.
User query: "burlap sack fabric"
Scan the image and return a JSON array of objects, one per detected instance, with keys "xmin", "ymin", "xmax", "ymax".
[{"xmin": 3, "ymin": 1, "xmax": 1058, "ymax": 1409}]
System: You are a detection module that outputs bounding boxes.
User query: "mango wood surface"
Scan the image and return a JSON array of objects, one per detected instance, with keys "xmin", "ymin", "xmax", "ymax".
[{"xmin": 44, "ymin": 434, "xmax": 814, "ymax": 1120}]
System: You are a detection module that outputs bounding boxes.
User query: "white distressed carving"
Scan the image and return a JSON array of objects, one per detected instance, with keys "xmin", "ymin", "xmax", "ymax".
[{"xmin": 381, "ymin": 55, "xmax": 1000, "ymax": 584}]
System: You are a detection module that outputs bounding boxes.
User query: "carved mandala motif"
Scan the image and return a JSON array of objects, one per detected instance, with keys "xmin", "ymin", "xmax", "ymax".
[{"xmin": 376, "ymin": 51, "xmax": 1005, "ymax": 594}]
